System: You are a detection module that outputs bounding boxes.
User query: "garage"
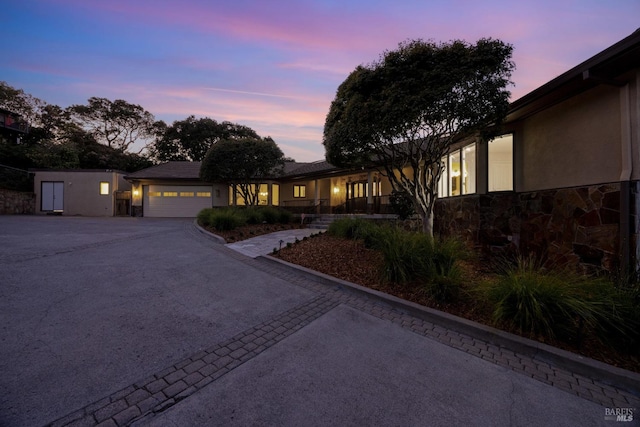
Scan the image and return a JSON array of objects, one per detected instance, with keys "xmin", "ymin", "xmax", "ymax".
[{"xmin": 144, "ymin": 185, "xmax": 213, "ymax": 217}]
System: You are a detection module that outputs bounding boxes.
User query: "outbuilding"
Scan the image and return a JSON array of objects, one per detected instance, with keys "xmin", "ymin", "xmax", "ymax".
[{"xmin": 33, "ymin": 169, "xmax": 131, "ymax": 216}]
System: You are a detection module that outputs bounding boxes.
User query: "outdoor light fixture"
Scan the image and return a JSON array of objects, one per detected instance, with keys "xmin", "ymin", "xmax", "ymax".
[
  {"xmin": 333, "ymin": 187, "xmax": 339, "ymax": 194},
  {"xmin": 133, "ymin": 190, "xmax": 139, "ymax": 197}
]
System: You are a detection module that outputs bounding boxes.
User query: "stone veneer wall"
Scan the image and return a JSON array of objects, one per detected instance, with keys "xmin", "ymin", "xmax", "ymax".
[
  {"xmin": 434, "ymin": 183, "xmax": 626, "ymax": 273},
  {"xmin": 0, "ymin": 189, "xmax": 35, "ymax": 215}
]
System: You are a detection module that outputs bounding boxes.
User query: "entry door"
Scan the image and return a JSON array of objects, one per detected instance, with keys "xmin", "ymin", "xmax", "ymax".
[{"xmin": 41, "ymin": 181, "xmax": 64, "ymax": 212}]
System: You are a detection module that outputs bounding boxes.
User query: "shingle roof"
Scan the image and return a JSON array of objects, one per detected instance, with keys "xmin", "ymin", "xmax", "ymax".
[
  {"xmin": 125, "ymin": 160, "xmax": 340, "ymax": 181},
  {"xmin": 125, "ymin": 161, "xmax": 203, "ymax": 179}
]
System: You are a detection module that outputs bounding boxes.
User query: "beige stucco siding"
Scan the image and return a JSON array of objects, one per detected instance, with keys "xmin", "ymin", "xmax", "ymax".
[
  {"xmin": 518, "ymin": 85, "xmax": 622, "ymax": 192},
  {"xmin": 34, "ymin": 170, "xmax": 130, "ymax": 216}
]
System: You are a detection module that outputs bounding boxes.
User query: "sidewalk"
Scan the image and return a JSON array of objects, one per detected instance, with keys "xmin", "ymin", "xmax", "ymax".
[{"xmin": 225, "ymin": 228, "xmax": 322, "ymax": 258}]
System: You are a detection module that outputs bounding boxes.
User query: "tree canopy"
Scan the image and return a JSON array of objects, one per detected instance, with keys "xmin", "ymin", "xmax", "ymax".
[
  {"xmin": 323, "ymin": 38, "xmax": 514, "ymax": 234},
  {"xmin": 151, "ymin": 115, "xmax": 260, "ymax": 162},
  {"xmin": 200, "ymin": 137, "xmax": 285, "ymax": 206},
  {"xmin": 68, "ymin": 97, "xmax": 156, "ymax": 153}
]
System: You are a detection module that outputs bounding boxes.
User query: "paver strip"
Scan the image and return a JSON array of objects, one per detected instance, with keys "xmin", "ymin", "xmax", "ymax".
[{"xmin": 46, "ymin": 224, "xmax": 640, "ymax": 426}]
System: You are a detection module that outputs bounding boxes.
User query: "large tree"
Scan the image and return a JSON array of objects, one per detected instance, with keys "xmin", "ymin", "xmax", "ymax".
[
  {"xmin": 200, "ymin": 137, "xmax": 285, "ymax": 205},
  {"xmin": 68, "ymin": 97, "xmax": 155, "ymax": 153},
  {"xmin": 151, "ymin": 115, "xmax": 260, "ymax": 162},
  {"xmin": 323, "ymin": 38, "xmax": 514, "ymax": 235}
]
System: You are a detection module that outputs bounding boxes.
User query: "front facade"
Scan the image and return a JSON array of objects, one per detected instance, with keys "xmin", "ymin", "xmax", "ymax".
[
  {"xmin": 32, "ymin": 30, "xmax": 638, "ymax": 273},
  {"xmin": 33, "ymin": 170, "xmax": 132, "ymax": 216}
]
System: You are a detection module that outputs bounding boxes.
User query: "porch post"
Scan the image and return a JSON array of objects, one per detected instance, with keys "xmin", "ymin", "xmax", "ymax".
[
  {"xmin": 367, "ymin": 171, "xmax": 373, "ymax": 214},
  {"xmin": 314, "ymin": 179, "xmax": 320, "ymax": 214}
]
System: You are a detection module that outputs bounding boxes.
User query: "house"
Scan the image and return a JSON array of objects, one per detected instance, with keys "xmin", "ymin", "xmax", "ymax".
[
  {"xmin": 34, "ymin": 29, "xmax": 639, "ymax": 272},
  {"xmin": 0, "ymin": 108, "xmax": 29, "ymax": 144},
  {"xmin": 33, "ymin": 170, "xmax": 131, "ymax": 216}
]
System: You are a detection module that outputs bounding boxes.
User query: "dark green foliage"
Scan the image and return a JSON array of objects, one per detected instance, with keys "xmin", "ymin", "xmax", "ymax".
[
  {"xmin": 151, "ymin": 115, "xmax": 260, "ymax": 162},
  {"xmin": 277, "ymin": 209, "xmax": 292, "ymax": 224},
  {"xmin": 323, "ymin": 39, "xmax": 514, "ymax": 234},
  {"xmin": 480, "ymin": 256, "xmax": 626, "ymax": 341},
  {"xmin": 259, "ymin": 207, "xmax": 280, "ymax": 224},
  {"xmin": 210, "ymin": 210, "xmax": 244, "ymax": 231},
  {"xmin": 200, "ymin": 137, "xmax": 286, "ymax": 206},
  {"xmin": 328, "ymin": 218, "xmax": 463, "ymax": 301},
  {"xmin": 197, "ymin": 208, "xmax": 216, "ymax": 227},
  {"xmin": 242, "ymin": 207, "xmax": 263, "ymax": 224},
  {"xmin": 389, "ymin": 190, "xmax": 415, "ymax": 220}
]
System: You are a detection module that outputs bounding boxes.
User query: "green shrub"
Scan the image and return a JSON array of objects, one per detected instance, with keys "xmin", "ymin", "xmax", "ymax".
[
  {"xmin": 277, "ymin": 209, "xmax": 293, "ymax": 224},
  {"xmin": 242, "ymin": 207, "xmax": 263, "ymax": 224},
  {"xmin": 197, "ymin": 208, "xmax": 216, "ymax": 227},
  {"xmin": 327, "ymin": 218, "xmax": 376, "ymax": 241},
  {"xmin": 481, "ymin": 256, "xmax": 619, "ymax": 340},
  {"xmin": 259, "ymin": 207, "xmax": 280, "ymax": 224},
  {"xmin": 389, "ymin": 190, "xmax": 415, "ymax": 220},
  {"xmin": 210, "ymin": 210, "xmax": 244, "ymax": 231}
]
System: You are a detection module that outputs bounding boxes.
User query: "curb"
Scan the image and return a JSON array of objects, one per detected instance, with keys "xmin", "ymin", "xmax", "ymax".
[{"xmin": 259, "ymin": 254, "xmax": 640, "ymax": 398}]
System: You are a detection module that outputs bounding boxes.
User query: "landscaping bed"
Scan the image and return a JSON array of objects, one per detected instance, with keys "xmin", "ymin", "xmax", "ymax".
[
  {"xmin": 200, "ymin": 213, "xmax": 639, "ymax": 374},
  {"xmin": 274, "ymin": 232, "xmax": 639, "ymax": 373}
]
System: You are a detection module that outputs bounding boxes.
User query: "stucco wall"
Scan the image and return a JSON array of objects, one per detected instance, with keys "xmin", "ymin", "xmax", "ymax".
[
  {"xmin": 518, "ymin": 85, "xmax": 622, "ymax": 192},
  {"xmin": 34, "ymin": 170, "xmax": 130, "ymax": 216}
]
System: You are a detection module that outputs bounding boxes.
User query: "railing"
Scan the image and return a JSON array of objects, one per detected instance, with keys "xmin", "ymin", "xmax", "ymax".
[{"xmin": 281, "ymin": 199, "xmax": 330, "ymax": 214}]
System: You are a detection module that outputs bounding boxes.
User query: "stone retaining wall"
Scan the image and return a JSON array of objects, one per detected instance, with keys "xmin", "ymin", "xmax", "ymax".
[
  {"xmin": 0, "ymin": 188, "xmax": 35, "ymax": 215},
  {"xmin": 434, "ymin": 183, "xmax": 627, "ymax": 273}
]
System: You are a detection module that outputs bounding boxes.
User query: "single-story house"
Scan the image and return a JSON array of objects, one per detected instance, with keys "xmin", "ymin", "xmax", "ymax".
[
  {"xmin": 31, "ymin": 29, "xmax": 639, "ymax": 273},
  {"xmin": 33, "ymin": 169, "xmax": 131, "ymax": 216}
]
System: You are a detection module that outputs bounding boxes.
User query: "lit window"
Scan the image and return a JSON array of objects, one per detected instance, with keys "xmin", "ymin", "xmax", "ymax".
[
  {"xmin": 148, "ymin": 191, "xmax": 161, "ymax": 197},
  {"xmin": 293, "ymin": 185, "xmax": 306, "ymax": 198},
  {"xmin": 272, "ymin": 184, "xmax": 279, "ymax": 206},
  {"xmin": 449, "ymin": 151, "xmax": 461, "ymax": 196},
  {"xmin": 163, "ymin": 192, "xmax": 178, "ymax": 197},
  {"xmin": 488, "ymin": 134, "xmax": 513, "ymax": 191},
  {"xmin": 462, "ymin": 143, "xmax": 476, "ymax": 195},
  {"xmin": 100, "ymin": 182, "xmax": 109, "ymax": 195},
  {"xmin": 437, "ymin": 143, "xmax": 476, "ymax": 198},
  {"xmin": 180, "ymin": 192, "xmax": 195, "ymax": 197},
  {"xmin": 258, "ymin": 184, "xmax": 268, "ymax": 205},
  {"xmin": 197, "ymin": 192, "xmax": 211, "ymax": 197}
]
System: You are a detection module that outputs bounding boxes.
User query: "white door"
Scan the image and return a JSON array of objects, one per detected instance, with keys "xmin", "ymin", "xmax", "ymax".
[
  {"xmin": 41, "ymin": 181, "xmax": 64, "ymax": 212},
  {"xmin": 143, "ymin": 185, "xmax": 213, "ymax": 217}
]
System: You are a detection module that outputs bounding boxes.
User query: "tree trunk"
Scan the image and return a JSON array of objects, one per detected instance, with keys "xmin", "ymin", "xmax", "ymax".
[{"xmin": 421, "ymin": 211, "xmax": 434, "ymax": 237}]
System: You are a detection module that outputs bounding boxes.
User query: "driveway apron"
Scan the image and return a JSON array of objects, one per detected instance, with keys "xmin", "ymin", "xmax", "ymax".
[{"xmin": 0, "ymin": 216, "xmax": 638, "ymax": 427}]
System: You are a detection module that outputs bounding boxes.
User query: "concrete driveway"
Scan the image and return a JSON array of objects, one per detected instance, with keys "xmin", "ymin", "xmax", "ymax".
[{"xmin": 0, "ymin": 216, "xmax": 637, "ymax": 426}]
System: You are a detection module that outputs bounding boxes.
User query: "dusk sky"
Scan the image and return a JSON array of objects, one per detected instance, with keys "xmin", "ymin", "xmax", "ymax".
[{"xmin": 3, "ymin": 1, "xmax": 639, "ymax": 161}]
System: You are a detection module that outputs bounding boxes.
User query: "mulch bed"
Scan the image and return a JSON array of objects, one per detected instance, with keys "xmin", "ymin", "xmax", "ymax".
[{"xmin": 273, "ymin": 232, "xmax": 640, "ymax": 374}]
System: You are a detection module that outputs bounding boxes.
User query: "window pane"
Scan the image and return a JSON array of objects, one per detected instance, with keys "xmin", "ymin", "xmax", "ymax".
[
  {"xmin": 272, "ymin": 184, "xmax": 279, "ymax": 206},
  {"xmin": 450, "ymin": 150, "xmax": 461, "ymax": 196},
  {"xmin": 180, "ymin": 192, "xmax": 194, "ymax": 197},
  {"xmin": 488, "ymin": 134, "xmax": 513, "ymax": 191},
  {"xmin": 258, "ymin": 184, "xmax": 268, "ymax": 205},
  {"xmin": 462, "ymin": 144, "xmax": 476, "ymax": 194},
  {"xmin": 196, "ymin": 192, "xmax": 211, "ymax": 197},
  {"xmin": 438, "ymin": 156, "xmax": 448, "ymax": 197},
  {"xmin": 100, "ymin": 182, "xmax": 109, "ymax": 195},
  {"xmin": 163, "ymin": 192, "xmax": 177, "ymax": 197}
]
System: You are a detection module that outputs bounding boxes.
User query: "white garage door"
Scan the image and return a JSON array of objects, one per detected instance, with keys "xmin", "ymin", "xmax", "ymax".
[{"xmin": 144, "ymin": 185, "xmax": 213, "ymax": 217}]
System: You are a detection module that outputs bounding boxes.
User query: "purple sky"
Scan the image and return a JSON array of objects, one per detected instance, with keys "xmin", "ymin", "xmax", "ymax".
[{"xmin": 3, "ymin": 0, "xmax": 638, "ymax": 161}]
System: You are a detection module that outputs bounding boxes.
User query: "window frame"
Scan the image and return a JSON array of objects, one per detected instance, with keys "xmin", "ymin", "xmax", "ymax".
[{"xmin": 293, "ymin": 184, "xmax": 306, "ymax": 198}]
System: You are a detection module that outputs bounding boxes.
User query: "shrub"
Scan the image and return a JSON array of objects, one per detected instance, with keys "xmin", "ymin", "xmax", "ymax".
[
  {"xmin": 197, "ymin": 208, "xmax": 216, "ymax": 227},
  {"xmin": 277, "ymin": 209, "xmax": 293, "ymax": 224},
  {"xmin": 242, "ymin": 207, "xmax": 263, "ymax": 224},
  {"xmin": 480, "ymin": 255, "xmax": 620, "ymax": 340},
  {"xmin": 259, "ymin": 207, "xmax": 280, "ymax": 224},
  {"xmin": 210, "ymin": 210, "xmax": 244, "ymax": 231},
  {"xmin": 327, "ymin": 218, "xmax": 376, "ymax": 241},
  {"xmin": 389, "ymin": 190, "xmax": 415, "ymax": 220}
]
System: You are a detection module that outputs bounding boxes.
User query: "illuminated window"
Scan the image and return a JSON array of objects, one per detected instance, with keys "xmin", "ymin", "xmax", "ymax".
[
  {"xmin": 293, "ymin": 185, "xmax": 306, "ymax": 198},
  {"xmin": 163, "ymin": 192, "xmax": 178, "ymax": 197},
  {"xmin": 488, "ymin": 134, "xmax": 513, "ymax": 191},
  {"xmin": 180, "ymin": 192, "xmax": 195, "ymax": 197},
  {"xmin": 197, "ymin": 192, "xmax": 211, "ymax": 197},
  {"xmin": 100, "ymin": 182, "xmax": 109, "ymax": 195},
  {"xmin": 462, "ymin": 143, "xmax": 476, "ymax": 194},
  {"xmin": 272, "ymin": 184, "xmax": 279, "ymax": 206},
  {"xmin": 258, "ymin": 184, "xmax": 268, "ymax": 205},
  {"xmin": 437, "ymin": 142, "xmax": 476, "ymax": 198},
  {"xmin": 148, "ymin": 191, "xmax": 161, "ymax": 197}
]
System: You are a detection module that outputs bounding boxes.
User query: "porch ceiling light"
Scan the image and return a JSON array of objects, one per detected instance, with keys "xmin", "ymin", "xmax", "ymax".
[{"xmin": 333, "ymin": 187, "xmax": 340, "ymax": 194}]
